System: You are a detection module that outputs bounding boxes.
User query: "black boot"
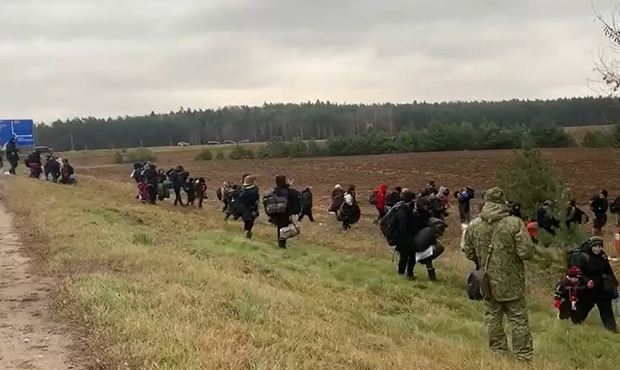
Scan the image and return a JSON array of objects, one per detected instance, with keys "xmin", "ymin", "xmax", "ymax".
[
  {"xmin": 427, "ymin": 267, "xmax": 437, "ymax": 281},
  {"xmin": 278, "ymin": 240, "xmax": 287, "ymax": 249}
]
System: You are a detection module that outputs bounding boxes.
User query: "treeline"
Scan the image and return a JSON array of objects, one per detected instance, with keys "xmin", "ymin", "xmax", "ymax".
[
  {"xmin": 196, "ymin": 123, "xmax": 576, "ymax": 160},
  {"xmin": 35, "ymin": 97, "xmax": 620, "ymax": 151}
]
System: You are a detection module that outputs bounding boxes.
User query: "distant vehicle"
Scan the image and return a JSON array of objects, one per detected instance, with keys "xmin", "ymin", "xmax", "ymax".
[
  {"xmin": 177, "ymin": 142, "xmax": 191, "ymax": 147},
  {"xmin": 207, "ymin": 141, "xmax": 221, "ymax": 145},
  {"xmin": 34, "ymin": 145, "xmax": 52, "ymax": 154},
  {"xmin": 223, "ymin": 140, "xmax": 237, "ymax": 145},
  {"xmin": 239, "ymin": 139, "xmax": 250, "ymax": 144}
]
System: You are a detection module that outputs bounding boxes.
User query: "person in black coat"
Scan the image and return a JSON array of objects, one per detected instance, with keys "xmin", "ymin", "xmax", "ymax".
[
  {"xmin": 298, "ymin": 187, "xmax": 314, "ymax": 222},
  {"xmin": 142, "ymin": 163, "xmax": 159, "ymax": 204},
  {"xmin": 171, "ymin": 166, "xmax": 187, "ymax": 207},
  {"xmin": 239, "ymin": 175, "xmax": 260, "ymax": 239},
  {"xmin": 44, "ymin": 155, "xmax": 61, "ymax": 182},
  {"xmin": 566, "ymin": 199, "xmax": 589, "ymax": 228},
  {"xmin": 412, "ymin": 218, "xmax": 447, "ymax": 281},
  {"xmin": 570, "ymin": 236, "xmax": 618, "ymax": 332},
  {"xmin": 5, "ymin": 138, "xmax": 19, "ymax": 175},
  {"xmin": 385, "ymin": 187, "xmax": 402, "ymax": 210},
  {"xmin": 536, "ymin": 201, "xmax": 560, "ymax": 235},
  {"xmin": 269, "ymin": 175, "xmax": 297, "ymax": 249},
  {"xmin": 395, "ymin": 191, "xmax": 420, "ymax": 279}
]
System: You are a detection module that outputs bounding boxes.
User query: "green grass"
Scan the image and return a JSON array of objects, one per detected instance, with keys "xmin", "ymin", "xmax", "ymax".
[{"xmin": 3, "ymin": 176, "xmax": 620, "ymax": 369}]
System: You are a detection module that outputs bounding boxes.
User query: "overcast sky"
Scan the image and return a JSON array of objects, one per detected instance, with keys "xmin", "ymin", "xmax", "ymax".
[{"xmin": 0, "ymin": 0, "xmax": 618, "ymax": 122}]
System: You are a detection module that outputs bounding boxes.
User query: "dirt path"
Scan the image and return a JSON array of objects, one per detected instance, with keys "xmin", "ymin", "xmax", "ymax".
[{"xmin": 0, "ymin": 204, "xmax": 76, "ymax": 369}]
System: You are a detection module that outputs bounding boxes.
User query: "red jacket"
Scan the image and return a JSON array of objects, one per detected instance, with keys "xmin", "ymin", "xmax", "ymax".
[{"xmin": 375, "ymin": 184, "xmax": 388, "ymax": 211}]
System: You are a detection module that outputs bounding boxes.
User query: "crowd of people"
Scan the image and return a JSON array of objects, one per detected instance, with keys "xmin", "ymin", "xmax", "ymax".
[
  {"xmin": 2, "ymin": 138, "xmax": 77, "ymax": 184},
  {"xmin": 127, "ymin": 160, "xmax": 620, "ymax": 363}
]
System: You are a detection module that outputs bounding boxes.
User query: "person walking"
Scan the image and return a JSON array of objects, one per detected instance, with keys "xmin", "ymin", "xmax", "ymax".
[
  {"xmin": 372, "ymin": 183, "xmax": 388, "ymax": 223},
  {"xmin": 455, "ymin": 187, "xmax": 474, "ymax": 225},
  {"xmin": 268, "ymin": 175, "xmax": 298, "ymax": 249},
  {"xmin": 590, "ymin": 190, "xmax": 609, "ymax": 236},
  {"xmin": 5, "ymin": 138, "xmax": 19, "ymax": 175},
  {"xmin": 395, "ymin": 191, "xmax": 419, "ymax": 279},
  {"xmin": 298, "ymin": 186, "xmax": 315, "ymax": 222},
  {"xmin": 569, "ymin": 236, "xmax": 618, "ymax": 332},
  {"xmin": 239, "ymin": 175, "xmax": 259, "ymax": 239},
  {"xmin": 171, "ymin": 166, "xmax": 187, "ymax": 207},
  {"xmin": 566, "ymin": 199, "xmax": 589, "ymax": 228},
  {"xmin": 340, "ymin": 185, "xmax": 360, "ymax": 230},
  {"xmin": 464, "ymin": 187, "xmax": 535, "ymax": 363}
]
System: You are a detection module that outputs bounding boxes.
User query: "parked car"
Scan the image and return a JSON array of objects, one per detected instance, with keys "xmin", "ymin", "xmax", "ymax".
[
  {"xmin": 207, "ymin": 141, "xmax": 221, "ymax": 145},
  {"xmin": 34, "ymin": 145, "xmax": 52, "ymax": 154},
  {"xmin": 177, "ymin": 142, "xmax": 191, "ymax": 147},
  {"xmin": 239, "ymin": 139, "xmax": 250, "ymax": 144},
  {"xmin": 223, "ymin": 140, "xmax": 237, "ymax": 145}
]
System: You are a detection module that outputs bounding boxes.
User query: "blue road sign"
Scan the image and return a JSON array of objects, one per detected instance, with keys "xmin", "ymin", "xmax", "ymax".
[{"xmin": 0, "ymin": 119, "xmax": 35, "ymax": 147}]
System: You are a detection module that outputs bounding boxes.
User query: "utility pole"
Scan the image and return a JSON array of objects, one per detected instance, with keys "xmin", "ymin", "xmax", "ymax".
[{"xmin": 70, "ymin": 126, "xmax": 75, "ymax": 151}]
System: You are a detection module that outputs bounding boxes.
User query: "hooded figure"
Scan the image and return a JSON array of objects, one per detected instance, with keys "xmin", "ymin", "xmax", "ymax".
[
  {"xmin": 298, "ymin": 186, "xmax": 314, "ymax": 222},
  {"xmin": 464, "ymin": 187, "xmax": 534, "ymax": 363},
  {"xmin": 568, "ymin": 236, "xmax": 618, "ymax": 332},
  {"xmin": 374, "ymin": 184, "xmax": 388, "ymax": 220},
  {"xmin": 239, "ymin": 175, "xmax": 259, "ymax": 239},
  {"xmin": 590, "ymin": 190, "xmax": 609, "ymax": 235}
]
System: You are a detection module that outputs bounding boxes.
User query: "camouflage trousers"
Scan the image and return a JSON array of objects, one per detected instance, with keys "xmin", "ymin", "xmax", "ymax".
[{"xmin": 484, "ymin": 297, "xmax": 533, "ymax": 362}]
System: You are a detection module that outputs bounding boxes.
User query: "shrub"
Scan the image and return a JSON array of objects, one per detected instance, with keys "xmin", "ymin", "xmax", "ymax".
[
  {"xmin": 215, "ymin": 151, "xmax": 225, "ymax": 160},
  {"xmin": 112, "ymin": 151, "xmax": 124, "ymax": 164},
  {"xmin": 228, "ymin": 145, "xmax": 255, "ymax": 160},
  {"xmin": 498, "ymin": 147, "xmax": 582, "ymax": 247},
  {"xmin": 124, "ymin": 148, "xmax": 157, "ymax": 163},
  {"xmin": 582, "ymin": 130, "xmax": 618, "ymax": 148},
  {"xmin": 195, "ymin": 149, "xmax": 213, "ymax": 161}
]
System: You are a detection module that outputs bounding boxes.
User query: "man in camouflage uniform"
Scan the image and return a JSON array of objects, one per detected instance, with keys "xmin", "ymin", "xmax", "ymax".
[{"xmin": 464, "ymin": 187, "xmax": 535, "ymax": 362}]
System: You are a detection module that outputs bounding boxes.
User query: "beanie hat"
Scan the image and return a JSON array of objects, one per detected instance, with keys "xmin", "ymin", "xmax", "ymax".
[{"xmin": 484, "ymin": 187, "xmax": 507, "ymax": 204}]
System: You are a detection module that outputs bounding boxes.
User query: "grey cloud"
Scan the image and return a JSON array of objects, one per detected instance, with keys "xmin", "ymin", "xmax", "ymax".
[{"xmin": 0, "ymin": 0, "xmax": 618, "ymax": 121}]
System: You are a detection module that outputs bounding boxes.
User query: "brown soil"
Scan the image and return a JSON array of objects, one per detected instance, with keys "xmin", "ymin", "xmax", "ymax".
[
  {"xmin": 74, "ymin": 148, "xmax": 620, "ymax": 207},
  {"xmin": 0, "ymin": 203, "xmax": 77, "ymax": 370}
]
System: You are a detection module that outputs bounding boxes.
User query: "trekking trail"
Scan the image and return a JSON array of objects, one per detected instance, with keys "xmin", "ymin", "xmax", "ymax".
[{"xmin": 0, "ymin": 203, "xmax": 76, "ymax": 369}]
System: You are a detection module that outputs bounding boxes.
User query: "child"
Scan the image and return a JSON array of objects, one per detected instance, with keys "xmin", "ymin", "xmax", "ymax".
[
  {"xmin": 554, "ymin": 266, "xmax": 591, "ymax": 321},
  {"xmin": 526, "ymin": 219, "xmax": 538, "ymax": 245},
  {"xmin": 185, "ymin": 177, "xmax": 197, "ymax": 207},
  {"xmin": 196, "ymin": 178, "xmax": 207, "ymax": 209}
]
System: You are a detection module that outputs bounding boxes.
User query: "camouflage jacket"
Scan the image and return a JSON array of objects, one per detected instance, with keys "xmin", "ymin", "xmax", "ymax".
[{"xmin": 464, "ymin": 202, "xmax": 534, "ymax": 302}]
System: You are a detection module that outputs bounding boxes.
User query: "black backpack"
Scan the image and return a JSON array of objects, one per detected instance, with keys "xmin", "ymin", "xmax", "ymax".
[
  {"xmin": 263, "ymin": 193, "xmax": 289, "ymax": 216},
  {"xmin": 591, "ymin": 196, "xmax": 609, "ymax": 214},
  {"xmin": 380, "ymin": 201, "xmax": 404, "ymax": 246},
  {"xmin": 467, "ymin": 270, "xmax": 484, "ymax": 300}
]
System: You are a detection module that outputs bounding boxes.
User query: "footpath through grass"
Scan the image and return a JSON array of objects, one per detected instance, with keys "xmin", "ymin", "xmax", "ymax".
[{"xmin": 2, "ymin": 176, "xmax": 619, "ymax": 369}]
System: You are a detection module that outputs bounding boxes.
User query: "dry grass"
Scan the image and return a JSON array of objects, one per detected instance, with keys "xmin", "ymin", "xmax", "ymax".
[{"xmin": 2, "ymin": 175, "xmax": 620, "ymax": 370}]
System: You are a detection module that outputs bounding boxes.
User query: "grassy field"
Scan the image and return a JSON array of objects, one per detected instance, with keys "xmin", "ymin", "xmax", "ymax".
[{"xmin": 2, "ymin": 171, "xmax": 620, "ymax": 369}]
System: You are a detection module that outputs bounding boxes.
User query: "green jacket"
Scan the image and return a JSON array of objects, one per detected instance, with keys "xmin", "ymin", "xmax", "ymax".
[{"xmin": 464, "ymin": 202, "xmax": 534, "ymax": 302}]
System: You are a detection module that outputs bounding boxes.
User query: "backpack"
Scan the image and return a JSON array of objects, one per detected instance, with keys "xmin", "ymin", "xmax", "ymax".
[
  {"xmin": 591, "ymin": 196, "xmax": 609, "ymax": 214},
  {"xmin": 467, "ymin": 271, "xmax": 484, "ymax": 300},
  {"xmin": 380, "ymin": 201, "xmax": 404, "ymax": 246},
  {"xmin": 369, "ymin": 191, "xmax": 378, "ymax": 205},
  {"xmin": 263, "ymin": 193, "xmax": 289, "ymax": 216}
]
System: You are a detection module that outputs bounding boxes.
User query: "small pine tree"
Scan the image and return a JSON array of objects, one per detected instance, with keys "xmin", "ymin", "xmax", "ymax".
[{"xmin": 498, "ymin": 147, "xmax": 582, "ymax": 247}]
